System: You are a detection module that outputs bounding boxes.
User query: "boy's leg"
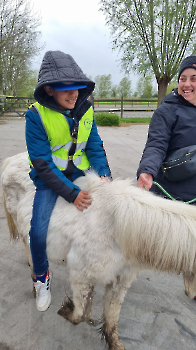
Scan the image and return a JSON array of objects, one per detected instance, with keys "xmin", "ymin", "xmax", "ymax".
[{"xmin": 29, "ymin": 186, "xmax": 58, "ymax": 311}]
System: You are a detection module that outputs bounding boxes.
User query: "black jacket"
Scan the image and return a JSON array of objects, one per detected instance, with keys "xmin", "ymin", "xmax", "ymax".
[{"xmin": 137, "ymin": 89, "xmax": 196, "ymax": 201}]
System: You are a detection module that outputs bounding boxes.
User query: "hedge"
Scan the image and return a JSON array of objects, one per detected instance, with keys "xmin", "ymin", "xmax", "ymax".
[{"xmin": 94, "ymin": 112, "xmax": 119, "ymax": 126}]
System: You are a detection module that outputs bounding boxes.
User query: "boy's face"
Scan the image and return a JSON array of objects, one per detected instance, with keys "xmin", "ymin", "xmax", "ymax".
[{"xmin": 44, "ymin": 86, "xmax": 79, "ymax": 110}]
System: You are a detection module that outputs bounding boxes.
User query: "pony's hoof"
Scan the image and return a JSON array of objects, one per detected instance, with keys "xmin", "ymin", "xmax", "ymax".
[
  {"xmin": 184, "ymin": 289, "xmax": 196, "ymax": 300},
  {"xmin": 57, "ymin": 298, "xmax": 74, "ymax": 320},
  {"xmin": 57, "ymin": 306, "xmax": 68, "ymax": 319},
  {"xmin": 32, "ymin": 285, "xmax": 36, "ymax": 298},
  {"xmin": 57, "ymin": 299, "xmax": 82, "ymax": 325}
]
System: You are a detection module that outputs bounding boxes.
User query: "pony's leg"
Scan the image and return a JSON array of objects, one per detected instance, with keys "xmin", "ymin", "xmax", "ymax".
[
  {"xmin": 2, "ymin": 191, "xmax": 19, "ymax": 240},
  {"xmin": 21, "ymin": 238, "xmax": 34, "ymax": 276},
  {"xmin": 3, "ymin": 191, "xmax": 36, "ymax": 293},
  {"xmin": 101, "ymin": 272, "xmax": 138, "ymax": 350},
  {"xmin": 58, "ymin": 280, "xmax": 94, "ymax": 325},
  {"xmin": 21, "ymin": 238, "xmax": 37, "ymax": 297}
]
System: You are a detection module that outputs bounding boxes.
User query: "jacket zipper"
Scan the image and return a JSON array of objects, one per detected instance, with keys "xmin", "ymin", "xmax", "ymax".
[{"xmin": 163, "ymin": 158, "xmax": 191, "ymax": 170}]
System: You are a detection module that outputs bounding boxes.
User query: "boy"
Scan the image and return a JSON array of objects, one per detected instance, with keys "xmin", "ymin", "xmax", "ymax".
[{"xmin": 25, "ymin": 50, "xmax": 111, "ymax": 312}]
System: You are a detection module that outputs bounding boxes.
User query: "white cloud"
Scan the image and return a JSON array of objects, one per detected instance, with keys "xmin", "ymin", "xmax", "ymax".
[{"xmin": 33, "ymin": 0, "xmax": 105, "ymax": 24}]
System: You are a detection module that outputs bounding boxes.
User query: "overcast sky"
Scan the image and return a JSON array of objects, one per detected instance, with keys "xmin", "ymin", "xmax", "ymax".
[{"xmin": 32, "ymin": 0, "xmax": 139, "ymax": 90}]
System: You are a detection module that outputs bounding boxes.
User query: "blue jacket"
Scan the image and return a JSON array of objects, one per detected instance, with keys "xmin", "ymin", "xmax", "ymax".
[
  {"xmin": 137, "ymin": 88, "xmax": 196, "ymax": 202},
  {"xmin": 25, "ymin": 51, "xmax": 111, "ymax": 203}
]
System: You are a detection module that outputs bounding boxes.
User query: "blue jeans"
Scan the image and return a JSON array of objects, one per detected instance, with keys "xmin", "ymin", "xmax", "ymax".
[{"xmin": 29, "ymin": 186, "xmax": 58, "ymax": 276}]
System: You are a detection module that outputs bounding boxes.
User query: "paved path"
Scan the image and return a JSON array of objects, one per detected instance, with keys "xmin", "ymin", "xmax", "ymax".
[{"xmin": 1, "ymin": 119, "xmax": 196, "ymax": 350}]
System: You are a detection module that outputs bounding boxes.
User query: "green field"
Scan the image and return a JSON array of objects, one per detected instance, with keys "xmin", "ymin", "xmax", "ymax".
[{"xmin": 120, "ymin": 117, "xmax": 151, "ymax": 124}]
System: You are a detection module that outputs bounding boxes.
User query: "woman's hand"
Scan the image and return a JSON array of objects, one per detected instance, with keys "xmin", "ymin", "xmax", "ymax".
[
  {"xmin": 74, "ymin": 190, "xmax": 92, "ymax": 211},
  {"xmin": 137, "ymin": 173, "xmax": 153, "ymax": 191}
]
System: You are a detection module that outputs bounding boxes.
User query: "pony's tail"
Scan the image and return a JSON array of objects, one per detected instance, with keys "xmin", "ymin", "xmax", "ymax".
[{"xmin": 2, "ymin": 191, "xmax": 19, "ymax": 240}]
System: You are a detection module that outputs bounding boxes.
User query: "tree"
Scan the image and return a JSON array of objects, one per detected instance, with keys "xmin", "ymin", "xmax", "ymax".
[
  {"xmin": 118, "ymin": 77, "xmax": 131, "ymax": 97},
  {"xmin": 0, "ymin": 0, "xmax": 42, "ymax": 95},
  {"xmin": 17, "ymin": 69, "xmax": 39, "ymax": 97},
  {"xmin": 100, "ymin": 0, "xmax": 196, "ymax": 106},
  {"xmin": 166, "ymin": 80, "xmax": 178, "ymax": 95},
  {"xmin": 111, "ymin": 85, "xmax": 118, "ymax": 97},
  {"xmin": 133, "ymin": 91, "xmax": 139, "ymax": 97},
  {"xmin": 136, "ymin": 76, "xmax": 153, "ymax": 98},
  {"xmin": 94, "ymin": 74, "xmax": 112, "ymax": 97}
]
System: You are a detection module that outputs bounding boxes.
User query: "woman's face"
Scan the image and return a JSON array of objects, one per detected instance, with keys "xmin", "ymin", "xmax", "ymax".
[{"xmin": 178, "ymin": 68, "xmax": 196, "ymax": 105}]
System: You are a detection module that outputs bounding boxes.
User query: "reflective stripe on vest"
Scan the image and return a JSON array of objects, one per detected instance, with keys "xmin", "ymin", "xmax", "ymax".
[{"xmin": 30, "ymin": 102, "xmax": 93, "ymax": 171}]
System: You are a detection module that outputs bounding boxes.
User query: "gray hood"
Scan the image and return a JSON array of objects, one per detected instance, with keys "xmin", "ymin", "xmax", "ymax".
[{"xmin": 34, "ymin": 50, "xmax": 95, "ymax": 113}]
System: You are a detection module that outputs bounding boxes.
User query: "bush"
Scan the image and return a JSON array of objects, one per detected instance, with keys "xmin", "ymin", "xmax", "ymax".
[{"xmin": 94, "ymin": 112, "xmax": 119, "ymax": 126}]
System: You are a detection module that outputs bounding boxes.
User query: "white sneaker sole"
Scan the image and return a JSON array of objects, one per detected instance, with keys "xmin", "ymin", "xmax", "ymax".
[{"xmin": 36, "ymin": 292, "xmax": 51, "ymax": 312}]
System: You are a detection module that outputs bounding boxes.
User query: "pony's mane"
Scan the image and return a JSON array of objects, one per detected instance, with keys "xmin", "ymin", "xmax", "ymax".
[
  {"xmin": 111, "ymin": 178, "xmax": 196, "ymax": 220},
  {"xmin": 98, "ymin": 178, "xmax": 196, "ymax": 274}
]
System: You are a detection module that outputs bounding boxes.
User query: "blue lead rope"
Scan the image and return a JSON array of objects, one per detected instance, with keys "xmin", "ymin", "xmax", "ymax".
[{"xmin": 152, "ymin": 181, "xmax": 196, "ymax": 204}]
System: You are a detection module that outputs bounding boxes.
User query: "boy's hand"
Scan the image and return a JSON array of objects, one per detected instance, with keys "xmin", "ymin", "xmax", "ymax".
[
  {"xmin": 100, "ymin": 176, "xmax": 110, "ymax": 182},
  {"xmin": 74, "ymin": 190, "xmax": 92, "ymax": 211}
]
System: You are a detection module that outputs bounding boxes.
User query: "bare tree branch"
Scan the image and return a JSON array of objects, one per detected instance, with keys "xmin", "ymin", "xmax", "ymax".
[
  {"xmin": 100, "ymin": 0, "xmax": 196, "ymax": 105},
  {"xmin": 0, "ymin": 0, "xmax": 43, "ymax": 95}
]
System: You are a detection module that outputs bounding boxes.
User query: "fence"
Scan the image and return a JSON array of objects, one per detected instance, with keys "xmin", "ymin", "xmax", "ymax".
[
  {"xmin": 0, "ymin": 96, "xmax": 158, "ymax": 118},
  {"xmin": 89, "ymin": 96, "xmax": 157, "ymax": 117},
  {"xmin": 0, "ymin": 96, "xmax": 35, "ymax": 117}
]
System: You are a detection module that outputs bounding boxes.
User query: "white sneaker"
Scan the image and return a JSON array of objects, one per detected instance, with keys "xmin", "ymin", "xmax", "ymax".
[{"xmin": 33, "ymin": 271, "xmax": 51, "ymax": 311}]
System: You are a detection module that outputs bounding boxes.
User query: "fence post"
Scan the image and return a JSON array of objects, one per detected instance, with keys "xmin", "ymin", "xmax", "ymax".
[
  {"xmin": 89, "ymin": 94, "xmax": 94, "ymax": 109},
  {"xmin": 0, "ymin": 96, "xmax": 4, "ymax": 115},
  {"xmin": 121, "ymin": 95, "xmax": 123, "ymax": 118}
]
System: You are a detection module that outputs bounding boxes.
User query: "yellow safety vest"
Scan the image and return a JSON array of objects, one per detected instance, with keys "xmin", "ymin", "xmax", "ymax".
[{"xmin": 30, "ymin": 102, "xmax": 93, "ymax": 171}]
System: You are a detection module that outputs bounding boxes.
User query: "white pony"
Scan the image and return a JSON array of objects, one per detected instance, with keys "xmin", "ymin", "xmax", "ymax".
[{"xmin": 2, "ymin": 152, "xmax": 196, "ymax": 350}]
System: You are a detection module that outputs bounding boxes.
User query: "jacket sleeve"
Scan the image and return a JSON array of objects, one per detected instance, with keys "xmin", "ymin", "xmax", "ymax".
[
  {"xmin": 25, "ymin": 109, "xmax": 80, "ymax": 202},
  {"xmin": 137, "ymin": 105, "xmax": 175, "ymax": 179},
  {"xmin": 85, "ymin": 119, "xmax": 111, "ymax": 177}
]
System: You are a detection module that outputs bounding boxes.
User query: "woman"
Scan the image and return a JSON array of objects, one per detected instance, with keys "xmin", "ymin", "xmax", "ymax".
[{"xmin": 137, "ymin": 56, "xmax": 196, "ymax": 203}]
